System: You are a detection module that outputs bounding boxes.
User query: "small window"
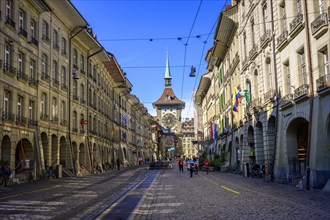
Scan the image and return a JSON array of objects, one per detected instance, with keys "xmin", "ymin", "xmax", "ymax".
[{"xmin": 42, "ymin": 21, "xmax": 49, "ymax": 40}]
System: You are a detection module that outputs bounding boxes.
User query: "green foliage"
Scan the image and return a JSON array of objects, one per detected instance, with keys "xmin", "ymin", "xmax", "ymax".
[
  {"xmin": 210, "ymin": 159, "xmax": 216, "ymax": 167},
  {"xmin": 219, "ymin": 147, "xmax": 227, "ymax": 166},
  {"xmin": 326, "ymin": 144, "xmax": 330, "ymax": 153},
  {"xmin": 199, "ymin": 151, "xmax": 207, "ymax": 167}
]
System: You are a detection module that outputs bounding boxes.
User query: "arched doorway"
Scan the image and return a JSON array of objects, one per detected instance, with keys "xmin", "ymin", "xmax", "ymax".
[
  {"xmin": 15, "ymin": 138, "xmax": 33, "ymax": 173},
  {"xmin": 1, "ymin": 135, "xmax": 11, "ymax": 164},
  {"xmin": 72, "ymin": 142, "xmax": 78, "ymax": 166},
  {"xmin": 123, "ymin": 147, "xmax": 127, "ymax": 163},
  {"xmin": 267, "ymin": 116, "xmax": 276, "ymax": 163},
  {"xmin": 60, "ymin": 136, "xmax": 68, "ymax": 168},
  {"xmin": 79, "ymin": 143, "xmax": 86, "ymax": 167},
  {"xmin": 94, "ymin": 144, "xmax": 99, "ymax": 162},
  {"xmin": 50, "ymin": 134, "xmax": 57, "ymax": 166},
  {"xmin": 248, "ymin": 126, "xmax": 255, "ymax": 165},
  {"xmin": 235, "ymin": 136, "xmax": 240, "ymax": 165},
  {"xmin": 255, "ymin": 121, "xmax": 264, "ymax": 165},
  {"xmin": 41, "ymin": 132, "xmax": 49, "ymax": 166},
  {"xmin": 286, "ymin": 117, "xmax": 309, "ymax": 178}
]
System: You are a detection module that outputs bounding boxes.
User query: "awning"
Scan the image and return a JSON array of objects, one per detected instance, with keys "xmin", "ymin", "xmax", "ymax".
[
  {"xmin": 195, "ymin": 72, "xmax": 212, "ymax": 105},
  {"xmin": 212, "ymin": 14, "xmax": 237, "ymax": 62}
]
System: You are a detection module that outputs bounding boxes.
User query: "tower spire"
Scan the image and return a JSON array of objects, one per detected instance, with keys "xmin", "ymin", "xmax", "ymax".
[{"xmin": 165, "ymin": 49, "xmax": 172, "ymax": 87}]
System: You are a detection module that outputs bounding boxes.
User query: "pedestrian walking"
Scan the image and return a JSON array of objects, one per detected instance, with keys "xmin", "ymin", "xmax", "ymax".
[
  {"xmin": 178, "ymin": 160, "xmax": 184, "ymax": 172},
  {"xmin": 116, "ymin": 158, "xmax": 121, "ymax": 171},
  {"xmin": 187, "ymin": 159, "xmax": 194, "ymax": 177},
  {"xmin": 204, "ymin": 159, "xmax": 210, "ymax": 174},
  {"xmin": 193, "ymin": 158, "xmax": 199, "ymax": 175}
]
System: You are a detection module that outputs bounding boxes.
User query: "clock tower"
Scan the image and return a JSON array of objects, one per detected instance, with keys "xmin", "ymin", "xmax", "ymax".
[{"xmin": 152, "ymin": 51, "xmax": 185, "ymax": 134}]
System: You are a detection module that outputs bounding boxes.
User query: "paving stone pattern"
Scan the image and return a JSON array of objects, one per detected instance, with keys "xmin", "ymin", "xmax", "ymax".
[{"xmin": 132, "ymin": 164, "xmax": 330, "ymax": 220}]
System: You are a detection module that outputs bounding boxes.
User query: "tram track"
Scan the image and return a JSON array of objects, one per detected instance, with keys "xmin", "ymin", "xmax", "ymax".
[
  {"xmin": 82, "ymin": 170, "xmax": 159, "ymax": 220},
  {"xmin": 51, "ymin": 167, "xmax": 152, "ymax": 220}
]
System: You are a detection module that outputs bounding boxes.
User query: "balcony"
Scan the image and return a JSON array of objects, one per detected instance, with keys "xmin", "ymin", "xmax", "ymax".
[
  {"xmin": 4, "ymin": 64, "xmax": 17, "ymax": 77},
  {"xmin": 264, "ymin": 89, "xmax": 276, "ymax": 102},
  {"xmin": 5, "ymin": 16, "xmax": 15, "ymax": 29},
  {"xmin": 72, "ymin": 128, "xmax": 78, "ymax": 133},
  {"xmin": 29, "ymin": 77, "xmax": 38, "ymax": 87},
  {"xmin": 41, "ymin": 35, "xmax": 50, "ymax": 44},
  {"xmin": 16, "ymin": 116, "xmax": 27, "ymax": 126},
  {"xmin": 316, "ymin": 74, "xmax": 330, "ymax": 96},
  {"xmin": 18, "ymin": 28, "xmax": 28, "ymax": 39},
  {"xmin": 53, "ymin": 78, "xmax": 59, "ymax": 87},
  {"xmin": 80, "ymin": 128, "xmax": 85, "ymax": 134},
  {"xmin": 80, "ymin": 69, "xmax": 86, "ymax": 75},
  {"xmin": 61, "ymin": 50, "xmax": 67, "ymax": 57},
  {"xmin": 294, "ymin": 84, "xmax": 309, "ymax": 103},
  {"xmin": 40, "ymin": 114, "xmax": 49, "ymax": 120},
  {"xmin": 80, "ymin": 98, "xmax": 86, "ymax": 104},
  {"xmin": 260, "ymin": 29, "xmax": 271, "ymax": 49},
  {"xmin": 311, "ymin": 13, "xmax": 328, "ymax": 39},
  {"xmin": 249, "ymin": 44, "xmax": 258, "ymax": 60},
  {"xmin": 277, "ymin": 30, "xmax": 288, "ymax": 51},
  {"xmin": 28, "ymin": 119, "xmax": 38, "ymax": 126},
  {"xmin": 248, "ymin": 98, "xmax": 262, "ymax": 112},
  {"xmin": 290, "ymin": 13, "xmax": 304, "ymax": 37},
  {"xmin": 60, "ymin": 120, "xmax": 67, "ymax": 126},
  {"xmin": 52, "ymin": 116, "xmax": 59, "ymax": 123},
  {"xmin": 61, "ymin": 83, "xmax": 68, "ymax": 90},
  {"xmin": 280, "ymin": 93, "xmax": 294, "ymax": 110},
  {"xmin": 2, "ymin": 112, "xmax": 15, "ymax": 122},
  {"xmin": 53, "ymin": 44, "xmax": 60, "ymax": 51},
  {"xmin": 73, "ymin": 95, "xmax": 79, "ymax": 101},
  {"xmin": 41, "ymin": 73, "xmax": 50, "ymax": 82},
  {"xmin": 30, "ymin": 37, "xmax": 38, "ymax": 47},
  {"xmin": 17, "ymin": 71, "xmax": 29, "ymax": 82}
]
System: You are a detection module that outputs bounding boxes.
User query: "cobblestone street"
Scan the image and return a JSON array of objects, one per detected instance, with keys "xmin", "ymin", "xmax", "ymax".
[
  {"xmin": 0, "ymin": 164, "xmax": 329, "ymax": 220},
  {"xmin": 132, "ymin": 164, "xmax": 330, "ymax": 220}
]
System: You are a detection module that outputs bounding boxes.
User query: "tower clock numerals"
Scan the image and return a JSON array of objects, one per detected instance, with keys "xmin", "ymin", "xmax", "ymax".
[{"xmin": 161, "ymin": 113, "xmax": 176, "ymax": 128}]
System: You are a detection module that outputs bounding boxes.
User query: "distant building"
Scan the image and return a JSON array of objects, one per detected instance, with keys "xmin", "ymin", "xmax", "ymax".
[
  {"xmin": 181, "ymin": 118, "xmax": 197, "ymax": 159},
  {"xmin": 153, "ymin": 52, "xmax": 185, "ymax": 158}
]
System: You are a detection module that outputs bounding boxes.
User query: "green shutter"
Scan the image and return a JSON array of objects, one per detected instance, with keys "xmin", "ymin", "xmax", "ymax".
[{"xmin": 218, "ymin": 63, "xmax": 223, "ymax": 84}]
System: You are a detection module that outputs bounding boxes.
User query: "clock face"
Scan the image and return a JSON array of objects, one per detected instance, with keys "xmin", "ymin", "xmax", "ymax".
[{"xmin": 162, "ymin": 113, "xmax": 176, "ymax": 128}]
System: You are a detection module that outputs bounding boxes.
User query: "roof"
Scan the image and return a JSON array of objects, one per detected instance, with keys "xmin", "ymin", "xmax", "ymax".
[
  {"xmin": 164, "ymin": 52, "xmax": 171, "ymax": 79},
  {"xmin": 153, "ymin": 87, "xmax": 185, "ymax": 108}
]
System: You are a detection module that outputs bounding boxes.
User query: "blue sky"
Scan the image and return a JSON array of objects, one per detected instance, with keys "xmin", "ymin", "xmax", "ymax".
[{"xmin": 71, "ymin": 0, "xmax": 225, "ymax": 118}]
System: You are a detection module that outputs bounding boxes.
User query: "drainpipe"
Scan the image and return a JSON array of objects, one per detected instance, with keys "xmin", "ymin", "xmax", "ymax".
[
  {"xmin": 270, "ymin": 0, "xmax": 279, "ymax": 182},
  {"xmin": 303, "ymin": 0, "xmax": 314, "ymax": 191}
]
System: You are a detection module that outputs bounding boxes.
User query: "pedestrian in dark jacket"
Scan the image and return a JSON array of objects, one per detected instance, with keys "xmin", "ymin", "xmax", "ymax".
[{"xmin": 116, "ymin": 158, "xmax": 121, "ymax": 170}]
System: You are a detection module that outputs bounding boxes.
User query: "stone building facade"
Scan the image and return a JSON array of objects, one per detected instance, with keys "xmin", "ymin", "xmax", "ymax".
[
  {"xmin": 0, "ymin": 0, "xmax": 155, "ymax": 180},
  {"xmin": 195, "ymin": 0, "xmax": 330, "ymax": 190}
]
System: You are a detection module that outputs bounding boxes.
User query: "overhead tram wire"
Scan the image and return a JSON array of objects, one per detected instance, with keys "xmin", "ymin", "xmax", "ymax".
[
  {"xmin": 85, "ymin": 9, "xmax": 322, "ymax": 43},
  {"xmin": 180, "ymin": 0, "xmax": 203, "ymax": 101},
  {"xmin": 185, "ymin": 0, "xmax": 229, "ymax": 119}
]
